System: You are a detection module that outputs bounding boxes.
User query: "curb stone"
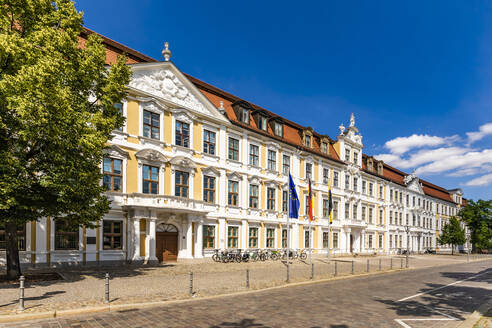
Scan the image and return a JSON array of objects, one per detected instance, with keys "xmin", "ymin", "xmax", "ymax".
[{"xmin": 456, "ymin": 298, "xmax": 492, "ymax": 328}]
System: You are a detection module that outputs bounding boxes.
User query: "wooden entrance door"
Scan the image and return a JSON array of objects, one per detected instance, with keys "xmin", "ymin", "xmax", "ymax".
[
  {"xmin": 350, "ymin": 234, "xmax": 354, "ymax": 253},
  {"xmin": 156, "ymin": 224, "xmax": 179, "ymax": 262}
]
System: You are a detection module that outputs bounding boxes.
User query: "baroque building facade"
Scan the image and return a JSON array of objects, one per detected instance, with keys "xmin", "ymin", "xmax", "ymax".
[{"xmin": 0, "ymin": 28, "xmax": 467, "ymax": 266}]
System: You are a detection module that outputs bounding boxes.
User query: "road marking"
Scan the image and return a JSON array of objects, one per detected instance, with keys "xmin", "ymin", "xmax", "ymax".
[
  {"xmin": 396, "ymin": 271, "xmax": 489, "ymax": 302},
  {"xmin": 395, "ymin": 318, "xmax": 456, "ymax": 328}
]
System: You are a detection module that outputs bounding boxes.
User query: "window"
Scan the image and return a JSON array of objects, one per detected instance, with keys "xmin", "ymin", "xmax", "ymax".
[
  {"xmin": 353, "ymin": 204, "xmax": 357, "ymax": 219},
  {"xmin": 321, "ymin": 142, "xmax": 328, "ymax": 153},
  {"xmin": 413, "ymin": 215, "xmax": 416, "ymax": 226},
  {"xmin": 333, "ymin": 200, "xmax": 339, "ymax": 220},
  {"xmin": 379, "ymin": 185, "xmax": 384, "ymax": 198},
  {"xmin": 395, "ymin": 191, "xmax": 398, "ymax": 203},
  {"xmin": 323, "ymin": 232, "xmax": 329, "ymax": 248},
  {"xmin": 389, "ymin": 235, "xmax": 393, "ymax": 248},
  {"xmin": 353, "ymin": 177, "xmax": 358, "ymax": 191},
  {"xmin": 306, "ymin": 163, "xmax": 312, "ymax": 179},
  {"xmin": 203, "ymin": 130, "xmax": 216, "ymax": 155},
  {"xmin": 362, "ymin": 181, "xmax": 366, "ymax": 194},
  {"xmin": 399, "ymin": 212, "xmax": 402, "ymax": 225},
  {"xmin": 143, "ymin": 110, "xmax": 159, "ymax": 139},
  {"xmin": 175, "ymin": 120, "xmax": 190, "ymax": 147},
  {"xmin": 345, "ymin": 203, "xmax": 350, "ymax": 219},
  {"xmin": 362, "ymin": 206, "xmax": 366, "ymax": 221},
  {"xmin": 282, "ymin": 229, "xmax": 288, "ymax": 248},
  {"xmin": 304, "ymin": 230, "xmax": 310, "ymax": 248},
  {"xmin": 345, "ymin": 149, "xmax": 350, "ymax": 162},
  {"xmin": 203, "ymin": 225, "xmax": 215, "ymax": 249},
  {"xmin": 390, "ymin": 211, "xmax": 393, "ymax": 225},
  {"xmin": 413, "ymin": 196, "xmax": 416, "ymax": 207},
  {"xmin": 103, "ymin": 158, "xmax": 122, "ymax": 192},
  {"xmin": 399, "ymin": 192, "xmax": 402, "ymax": 203},
  {"xmin": 267, "ymin": 150, "xmax": 277, "ymax": 171},
  {"xmin": 305, "ymin": 135, "xmax": 311, "ymax": 147},
  {"xmin": 282, "ymin": 155, "xmax": 290, "ymax": 175},
  {"xmin": 266, "ymin": 228, "xmax": 275, "ymax": 248},
  {"xmin": 228, "ymin": 137, "xmax": 239, "ymax": 161},
  {"xmin": 353, "ymin": 151, "xmax": 358, "ymax": 164},
  {"xmin": 368, "ymin": 235, "xmax": 373, "ymax": 248},
  {"xmin": 0, "ymin": 223, "xmax": 26, "ymax": 251},
  {"xmin": 305, "ymin": 195, "xmax": 310, "ymax": 215},
  {"xmin": 369, "ymin": 208, "xmax": 373, "ymax": 224},
  {"xmin": 175, "ymin": 171, "xmax": 189, "ymax": 197},
  {"xmin": 333, "ymin": 232, "xmax": 339, "ymax": 248},
  {"xmin": 334, "ymin": 172, "xmax": 339, "ymax": 187},
  {"xmin": 249, "ymin": 184, "xmax": 259, "ymax": 208},
  {"xmin": 394, "ymin": 235, "xmax": 398, "ymax": 248},
  {"xmin": 323, "ymin": 198, "xmax": 329, "ymax": 217},
  {"xmin": 379, "ymin": 209, "xmax": 383, "ymax": 224},
  {"xmin": 143, "ymin": 165, "xmax": 159, "ymax": 194},
  {"xmin": 228, "ymin": 181, "xmax": 239, "ymax": 206},
  {"xmin": 345, "ymin": 174, "xmax": 350, "ymax": 190},
  {"xmin": 406, "ymin": 214, "xmax": 409, "ymax": 225},
  {"xmin": 406, "ymin": 195, "xmax": 409, "ymax": 207},
  {"xmin": 228, "ymin": 226, "xmax": 238, "ymax": 248},
  {"xmin": 267, "ymin": 187, "xmax": 276, "ymax": 210},
  {"xmin": 249, "ymin": 144, "xmax": 259, "ymax": 166},
  {"xmin": 241, "ymin": 108, "xmax": 249, "ymax": 123},
  {"xmin": 369, "ymin": 183, "xmax": 373, "ymax": 196},
  {"xmin": 323, "ymin": 168, "xmax": 329, "ymax": 184},
  {"xmin": 274, "ymin": 122, "xmax": 282, "ymax": 136},
  {"xmin": 103, "ymin": 220, "xmax": 122, "ymax": 250},
  {"xmin": 203, "ymin": 176, "xmax": 215, "ymax": 203},
  {"xmin": 378, "ymin": 234, "xmax": 383, "ymax": 248},
  {"xmin": 390, "ymin": 190, "xmax": 393, "ymax": 201},
  {"xmin": 55, "ymin": 220, "xmax": 79, "ymax": 250},
  {"xmin": 114, "ymin": 102, "xmax": 123, "ymax": 131},
  {"xmin": 249, "ymin": 227, "xmax": 258, "ymax": 248},
  {"xmin": 399, "ymin": 235, "xmax": 402, "ymax": 248},
  {"xmin": 282, "ymin": 190, "xmax": 288, "ymax": 212},
  {"xmin": 258, "ymin": 115, "xmax": 267, "ymax": 130}
]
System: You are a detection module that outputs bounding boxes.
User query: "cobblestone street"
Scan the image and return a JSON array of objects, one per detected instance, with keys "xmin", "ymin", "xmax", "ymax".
[{"xmin": 1, "ymin": 257, "xmax": 491, "ymax": 327}]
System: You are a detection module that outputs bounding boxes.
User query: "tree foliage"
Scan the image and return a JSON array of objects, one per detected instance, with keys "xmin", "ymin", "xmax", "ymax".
[
  {"xmin": 0, "ymin": 0, "xmax": 131, "ymax": 279},
  {"xmin": 459, "ymin": 199, "xmax": 492, "ymax": 251},
  {"xmin": 438, "ymin": 216, "xmax": 466, "ymax": 255}
]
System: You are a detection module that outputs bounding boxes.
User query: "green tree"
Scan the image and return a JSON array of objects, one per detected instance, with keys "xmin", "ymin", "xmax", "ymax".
[
  {"xmin": 438, "ymin": 216, "xmax": 466, "ymax": 255},
  {"xmin": 0, "ymin": 0, "xmax": 130, "ymax": 279},
  {"xmin": 459, "ymin": 199, "xmax": 492, "ymax": 252}
]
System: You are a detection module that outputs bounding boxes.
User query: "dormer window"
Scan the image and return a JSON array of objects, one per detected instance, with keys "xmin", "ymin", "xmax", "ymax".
[
  {"xmin": 345, "ymin": 149, "xmax": 350, "ymax": 162},
  {"xmin": 305, "ymin": 135, "xmax": 311, "ymax": 147},
  {"xmin": 241, "ymin": 108, "xmax": 249, "ymax": 123},
  {"xmin": 273, "ymin": 121, "xmax": 283, "ymax": 137},
  {"xmin": 321, "ymin": 142, "xmax": 327, "ymax": 154},
  {"xmin": 257, "ymin": 115, "xmax": 267, "ymax": 130}
]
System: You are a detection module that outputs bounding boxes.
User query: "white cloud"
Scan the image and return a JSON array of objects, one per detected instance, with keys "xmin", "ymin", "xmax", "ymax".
[
  {"xmin": 415, "ymin": 149, "xmax": 492, "ymax": 175},
  {"xmin": 465, "ymin": 173, "xmax": 492, "ymax": 186},
  {"xmin": 447, "ymin": 164, "xmax": 492, "ymax": 177},
  {"xmin": 375, "ymin": 147, "xmax": 470, "ymax": 169},
  {"xmin": 466, "ymin": 122, "xmax": 492, "ymax": 144},
  {"xmin": 384, "ymin": 134, "xmax": 459, "ymax": 155}
]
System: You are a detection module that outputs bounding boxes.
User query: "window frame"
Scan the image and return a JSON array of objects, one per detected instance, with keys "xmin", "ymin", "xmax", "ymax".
[
  {"xmin": 143, "ymin": 109, "xmax": 160, "ymax": 140},
  {"xmin": 228, "ymin": 137, "xmax": 239, "ymax": 161},
  {"xmin": 103, "ymin": 220, "xmax": 123, "ymax": 250},
  {"xmin": 203, "ymin": 175, "xmax": 215, "ymax": 203},
  {"xmin": 142, "ymin": 164, "xmax": 159, "ymax": 195},
  {"xmin": 282, "ymin": 155, "xmax": 290, "ymax": 175},
  {"xmin": 203, "ymin": 225, "xmax": 215, "ymax": 249},
  {"xmin": 175, "ymin": 120, "xmax": 190, "ymax": 148},
  {"xmin": 103, "ymin": 157, "xmax": 123, "ymax": 192},
  {"xmin": 0, "ymin": 223, "xmax": 26, "ymax": 251},
  {"xmin": 228, "ymin": 180, "xmax": 239, "ymax": 206},
  {"xmin": 175, "ymin": 170, "xmax": 189, "ymax": 198},
  {"xmin": 203, "ymin": 129, "xmax": 216, "ymax": 155},
  {"xmin": 266, "ymin": 228, "xmax": 275, "ymax": 248},
  {"xmin": 267, "ymin": 187, "xmax": 276, "ymax": 210},
  {"xmin": 249, "ymin": 184, "xmax": 259, "ymax": 208},
  {"xmin": 227, "ymin": 226, "xmax": 239, "ymax": 248},
  {"xmin": 54, "ymin": 219, "xmax": 79, "ymax": 250},
  {"xmin": 267, "ymin": 150, "xmax": 277, "ymax": 171},
  {"xmin": 249, "ymin": 144, "xmax": 259, "ymax": 167}
]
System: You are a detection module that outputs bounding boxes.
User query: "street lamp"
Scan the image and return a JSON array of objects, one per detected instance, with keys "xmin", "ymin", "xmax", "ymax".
[
  {"xmin": 417, "ymin": 232, "xmax": 422, "ymax": 254},
  {"xmin": 405, "ymin": 225, "xmax": 410, "ymax": 268},
  {"xmin": 466, "ymin": 231, "xmax": 471, "ymax": 262}
]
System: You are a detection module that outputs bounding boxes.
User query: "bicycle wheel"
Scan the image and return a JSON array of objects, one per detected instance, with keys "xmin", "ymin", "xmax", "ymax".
[
  {"xmin": 212, "ymin": 254, "xmax": 219, "ymax": 262},
  {"xmin": 299, "ymin": 252, "xmax": 307, "ymax": 261},
  {"xmin": 271, "ymin": 253, "xmax": 279, "ymax": 261},
  {"xmin": 260, "ymin": 253, "xmax": 266, "ymax": 261}
]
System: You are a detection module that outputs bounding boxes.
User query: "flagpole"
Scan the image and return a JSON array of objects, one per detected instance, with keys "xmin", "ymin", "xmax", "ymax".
[
  {"xmin": 287, "ymin": 173, "xmax": 291, "ymax": 278},
  {"xmin": 309, "ymin": 217, "xmax": 312, "ymax": 264},
  {"xmin": 327, "ymin": 220, "xmax": 331, "ymax": 262}
]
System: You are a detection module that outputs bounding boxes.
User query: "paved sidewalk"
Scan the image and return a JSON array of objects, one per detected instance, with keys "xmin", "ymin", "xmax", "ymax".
[{"xmin": 0, "ymin": 254, "xmax": 488, "ymax": 318}]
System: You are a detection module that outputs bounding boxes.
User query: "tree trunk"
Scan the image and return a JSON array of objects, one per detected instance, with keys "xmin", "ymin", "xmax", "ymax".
[
  {"xmin": 6, "ymin": 221, "xmax": 21, "ymax": 280},
  {"xmin": 451, "ymin": 243, "xmax": 454, "ymax": 256}
]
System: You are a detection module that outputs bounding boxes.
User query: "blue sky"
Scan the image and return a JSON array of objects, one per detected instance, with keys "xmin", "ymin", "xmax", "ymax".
[{"xmin": 78, "ymin": 0, "xmax": 492, "ymax": 201}]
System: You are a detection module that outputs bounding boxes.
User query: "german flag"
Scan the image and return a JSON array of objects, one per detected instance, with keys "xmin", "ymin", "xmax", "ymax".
[{"xmin": 328, "ymin": 183, "xmax": 333, "ymax": 224}]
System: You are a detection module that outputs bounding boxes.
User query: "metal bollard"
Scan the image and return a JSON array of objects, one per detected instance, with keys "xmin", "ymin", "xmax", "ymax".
[
  {"xmin": 189, "ymin": 272, "xmax": 194, "ymax": 296},
  {"xmin": 286, "ymin": 265, "xmax": 290, "ymax": 283},
  {"xmin": 335, "ymin": 261, "xmax": 338, "ymax": 277},
  {"xmin": 400, "ymin": 258, "xmax": 403, "ymax": 269},
  {"xmin": 390, "ymin": 258, "xmax": 393, "ymax": 270},
  {"xmin": 379, "ymin": 258, "xmax": 381, "ymax": 271},
  {"xmin": 311, "ymin": 263, "xmax": 314, "ymax": 280},
  {"xmin": 246, "ymin": 269, "xmax": 250, "ymax": 288},
  {"xmin": 104, "ymin": 273, "xmax": 109, "ymax": 304},
  {"xmin": 18, "ymin": 276, "xmax": 25, "ymax": 311},
  {"xmin": 351, "ymin": 260, "xmax": 354, "ymax": 274},
  {"xmin": 366, "ymin": 259, "xmax": 369, "ymax": 272}
]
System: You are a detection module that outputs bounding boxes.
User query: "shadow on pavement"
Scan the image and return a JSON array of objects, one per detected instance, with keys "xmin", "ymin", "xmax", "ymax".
[{"xmin": 375, "ymin": 267, "xmax": 492, "ymax": 320}]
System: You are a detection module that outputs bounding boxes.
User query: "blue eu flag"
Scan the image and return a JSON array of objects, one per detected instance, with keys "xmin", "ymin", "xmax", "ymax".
[{"xmin": 288, "ymin": 172, "xmax": 300, "ymax": 219}]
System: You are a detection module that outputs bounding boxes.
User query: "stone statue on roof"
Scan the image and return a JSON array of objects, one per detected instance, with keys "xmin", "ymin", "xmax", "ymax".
[{"xmin": 350, "ymin": 112, "xmax": 355, "ymax": 127}]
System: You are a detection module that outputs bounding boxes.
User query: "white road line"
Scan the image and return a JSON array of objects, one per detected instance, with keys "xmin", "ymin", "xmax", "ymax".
[
  {"xmin": 397, "ymin": 271, "xmax": 489, "ymax": 302},
  {"xmin": 395, "ymin": 318, "xmax": 456, "ymax": 328}
]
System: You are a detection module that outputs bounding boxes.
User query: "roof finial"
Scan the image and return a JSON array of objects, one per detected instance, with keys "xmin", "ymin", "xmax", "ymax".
[
  {"xmin": 350, "ymin": 113, "xmax": 355, "ymax": 127},
  {"xmin": 339, "ymin": 123, "xmax": 345, "ymax": 135},
  {"xmin": 162, "ymin": 42, "xmax": 172, "ymax": 61}
]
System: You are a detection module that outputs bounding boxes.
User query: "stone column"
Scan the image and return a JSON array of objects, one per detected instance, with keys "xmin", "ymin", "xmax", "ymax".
[
  {"xmin": 131, "ymin": 218, "xmax": 141, "ymax": 261},
  {"xmin": 185, "ymin": 217, "xmax": 193, "ymax": 259},
  {"xmin": 148, "ymin": 218, "xmax": 157, "ymax": 263},
  {"xmin": 195, "ymin": 219, "xmax": 204, "ymax": 258}
]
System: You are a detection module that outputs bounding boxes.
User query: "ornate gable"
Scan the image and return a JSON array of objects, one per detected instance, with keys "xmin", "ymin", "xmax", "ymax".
[
  {"xmin": 128, "ymin": 62, "xmax": 229, "ymax": 123},
  {"xmin": 404, "ymin": 172, "xmax": 424, "ymax": 194}
]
